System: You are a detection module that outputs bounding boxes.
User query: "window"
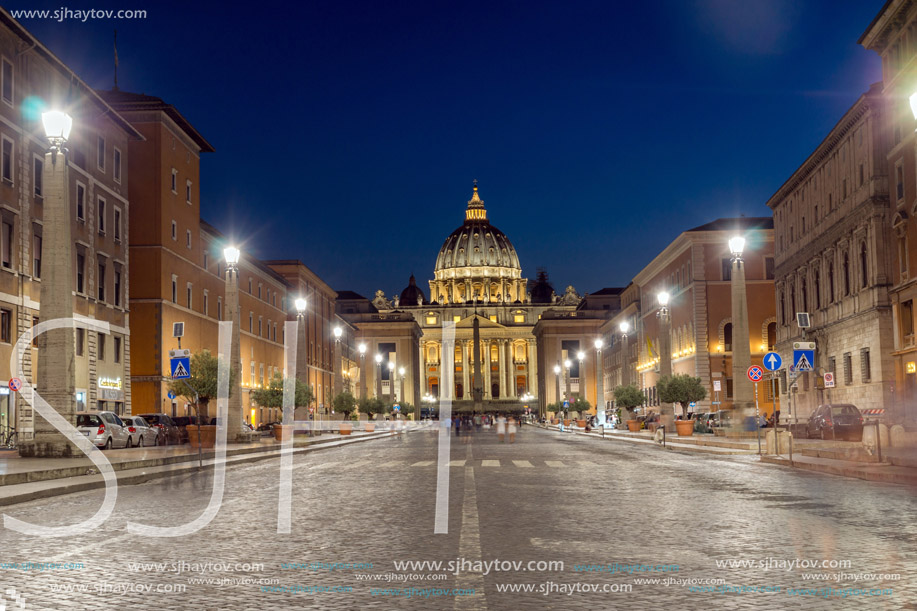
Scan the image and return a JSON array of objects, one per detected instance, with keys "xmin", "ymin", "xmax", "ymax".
[
  {"xmin": 186, "ymin": 283, "xmax": 192, "ymax": 309},
  {"xmin": 98, "ymin": 197, "xmax": 106, "ymax": 234},
  {"xmin": 77, "ymin": 253, "xmax": 85, "ymax": 293},
  {"xmin": 186, "ymin": 180, "xmax": 192, "ymax": 204},
  {"xmin": 1, "ymin": 58, "xmax": 11, "ymax": 105},
  {"xmin": 186, "ymin": 230, "xmax": 191, "ymax": 249},
  {"xmin": 114, "ymin": 208, "xmax": 121, "ymax": 242},
  {"xmin": 814, "ymin": 270, "xmax": 821, "ymax": 309},
  {"xmin": 1, "ymin": 218, "xmax": 12, "ymax": 269},
  {"xmin": 828, "ymin": 262, "xmax": 835, "ymax": 301},
  {"xmin": 425, "ymin": 315, "xmax": 437, "ymax": 325},
  {"xmin": 259, "ymin": 364, "xmax": 264, "ymax": 386},
  {"xmin": 828, "ymin": 356, "xmax": 836, "ymax": 378},
  {"xmin": 76, "ymin": 184, "xmax": 85, "ymax": 220},
  {"xmin": 258, "ymin": 283, "xmax": 262, "ymax": 299},
  {"xmin": 203, "ymin": 252, "xmax": 209, "ymax": 270},
  {"xmin": 114, "ymin": 336, "xmax": 121, "ymax": 363},
  {"xmin": 273, "ymin": 323, "xmax": 277, "ymax": 341},
  {"xmin": 722, "ymin": 258, "xmax": 732, "ymax": 281},
  {"xmin": 113, "ymin": 148, "xmax": 121, "ymax": 183},
  {"xmin": 828, "ymin": 193, "xmax": 833, "ymax": 211},
  {"xmin": 843, "ymin": 253, "xmax": 850, "ymax": 295},
  {"xmin": 98, "ymin": 332, "xmax": 105, "ymax": 361},
  {"xmin": 248, "ymin": 278, "xmax": 252, "ymax": 294},
  {"xmin": 767, "ymin": 322, "xmax": 777, "ymax": 350},
  {"xmin": 203, "ymin": 290, "xmax": 209, "ymax": 316},
  {"xmin": 114, "ymin": 269, "xmax": 121, "ymax": 307},
  {"xmin": 170, "ymin": 168, "xmax": 177, "ymax": 192},
  {"xmin": 249, "ymin": 311, "xmax": 253, "ymax": 332},
  {"xmin": 250, "ymin": 360, "xmax": 255, "ymax": 384},
  {"xmin": 902, "ymin": 300, "xmax": 914, "ymax": 341},
  {"xmin": 896, "ymin": 163, "xmax": 904, "ymax": 201},
  {"xmin": 258, "ymin": 317, "xmax": 263, "ymax": 337},
  {"xmin": 514, "ymin": 314, "xmax": 525, "ymax": 323},
  {"xmin": 32, "ymin": 233, "xmax": 40, "ymax": 278},
  {"xmin": 860, "ymin": 349, "xmax": 871, "ymax": 383},
  {"xmin": 171, "ymin": 220, "xmax": 177, "ymax": 240},
  {"xmin": 75, "ymin": 327, "xmax": 84, "ymax": 356},
  {"xmin": 765, "ymin": 257, "xmax": 774, "ymax": 280},
  {"xmin": 171, "ymin": 275, "xmax": 177, "ymax": 303},
  {"xmin": 33, "ymin": 157, "xmax": 42, "ymax": 197},
  {"xmin": 217, "ymin": 297, "xmax": 222, "ymax": 321},
  {"xmin": 97, "ymin": 261, "xmax": 105, "ymax": 301},
  {"xmin": 859, "ymin": 163, "xmax": 864, "ymax": 187},
  {"xmin": 723, "ymin": 323, "xmax": 733, "ymax": 352},
  {"xmin": 1, "ymin": 137, "xmax": 12, "ymax": 183},
  {"xmin": 843, "ymin": 178, "xmax": 848, "ymax": 199},
  {"xmin": 97, "ymin": 136, "xmax": 105, "ymax": 171},
  {"xmin": 843, "ymin": 352, "xmax": 852, "ymax": 385},
  {"xmin": 860, "ymin": 243, "xmax": 868, "ymax": 289},
  {"xmin": 0, "ymin": 308, "xmax": 9, "ymax": 343}
]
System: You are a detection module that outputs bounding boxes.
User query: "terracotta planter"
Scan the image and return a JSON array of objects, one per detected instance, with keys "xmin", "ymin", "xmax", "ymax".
[
  {"xmin": 626, "ymin": 419, "xmax": 641, "ymax": 432},
  {"xmin": 563, "ymin": 419, "xmax": 572, "ymax": 427},
  {"xmin": 188, "ymin": 425, "xmax": 216, "ymax": 449},
  {"xmin": 364, "ymin": 423, "xmax": 376, "ymax": 433},
  {"xmin": 272, "ymin": 424, "xmax": 294, "ymax": 442},
  {"xmin": 576, "ymin": 420, "xmax": 587, "ymax": 428},
  {"xmin": 340, "ymin": 422, "xmax": 353, "ymax": 436},
  {"xmin": 551, "ymin": 419, "xmax": 559, "ymax": 425},
  {"xmin": 675, "ymin": 420, "xmax": 695, "ymax": 437}
]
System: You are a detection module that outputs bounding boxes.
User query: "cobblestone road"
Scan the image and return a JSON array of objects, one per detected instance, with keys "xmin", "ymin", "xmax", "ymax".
[{"xmin": 0, "ymin": 425, "xmax": 913, "ymax": 610}]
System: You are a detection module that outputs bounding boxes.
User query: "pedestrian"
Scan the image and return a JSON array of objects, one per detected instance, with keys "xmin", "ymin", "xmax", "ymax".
[
  {"xmin": 453, "ymin": 415, "xmax": 461, "ymax": 437},
  {"xmin": 473, "ymin": 412, "xmax": 482, "ymax": 431},
  {"xmin": 496, "ymin": 413, "xmax": 506, "ymax": 442},
  {"xmin": 508, "ymin": 415, "xmax": 517, "ymax": 443}
]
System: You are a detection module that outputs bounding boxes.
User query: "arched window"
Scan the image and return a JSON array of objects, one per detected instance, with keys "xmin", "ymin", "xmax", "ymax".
[
  {"xmin": 779, "ymin": 292, "xmax": 785, "ymax": 325},
  {"xmin": 790, "ymin": 286, "xmax": 796, "ymax": 317},
  {"xmin": 860, "ymin": 242, "xmax": 868, "ymax": 289},
  {"xmin": 843, "ymin": 253, "xmax": 850, "ymax": 295},
  {"xmin": 828, "ymin": 262, "xmax": 835, "ymax": 302},
  {"xmin": 801, "ymin": 278, "xmax": 808, "ymax": 312},
  {"xmin": 767, "ymin": 322, "xmax": 777, "ymax": 350},
  {"xmin": 724, "ymin": 323, "xmax": 733, "ymax": 352},
  {"xmin": 814, "ymin": 270, "xmax": 821, "ymax": 309}
]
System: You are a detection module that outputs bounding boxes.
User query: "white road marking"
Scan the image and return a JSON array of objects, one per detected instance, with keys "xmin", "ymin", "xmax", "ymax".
[
  {"xmin": 411, "ymin": 460, "xmax": 435, "ymax": 467},
  {"xmin": 512, "ymin": 460, "xmax": 534, "ymax": 468},
  {"xmin": 481, "ymin": 460, "xmax": 500, "ymax": 467},
  {"xmin": 545, "ymin": 460, "xmax": 566, "ymax": 468}
]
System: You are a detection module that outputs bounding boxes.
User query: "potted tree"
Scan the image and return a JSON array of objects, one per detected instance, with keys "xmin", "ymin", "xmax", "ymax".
[
  {"xmin": 358, "ymin": 397, "xmax": 385, "ymax": 432},
  {"xmin": 169, "ymin": 349, "xmax": 236, "ymax": 451},
  {"xmin": 251, "ymin": 372, "xmax": 314, "ymax": 441},
  {"xmin": 614, "ymin": 384, "xmax": 644, "ymax": 432},
  {"xmin": 657, "ymin": 374, "xmax": 707, "ymax": 436},
  {"xmin": 332, "ymin": 391, "xmax": 358, "ymax": 435},
  {"xmin": 572, "ymin": 396, "xmax": 591, "ymax": 427}
]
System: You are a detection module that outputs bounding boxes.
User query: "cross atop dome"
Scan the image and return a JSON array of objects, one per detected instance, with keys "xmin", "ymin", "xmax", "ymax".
[{"xmin": 466, "ymin": 180, "xmax": 487, "ymax": 221}]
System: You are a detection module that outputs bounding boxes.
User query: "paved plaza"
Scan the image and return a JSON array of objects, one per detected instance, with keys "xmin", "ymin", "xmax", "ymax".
[{"xmin": 0, "ymin": 425, "xmax": 912, "ymax": 610}]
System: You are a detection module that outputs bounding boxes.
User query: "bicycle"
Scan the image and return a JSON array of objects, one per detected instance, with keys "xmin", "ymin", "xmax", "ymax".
[{"xmin": 3, "ymin": 428, "xmax": 17, "ymax": 449}]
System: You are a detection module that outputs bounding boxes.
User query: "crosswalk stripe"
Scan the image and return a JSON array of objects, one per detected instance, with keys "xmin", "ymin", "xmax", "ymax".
[
  {"xmin": 578, "ymin": 460, "xmax": 599, "ymax": 467},
  {"xmin": 512, "ymin": 460, "xmax": 534, "ymax": 468},
  {"xmin": 411, "ymin": 460, "xmax": 435, "ymax": 467},
  {"xmin": 545, "ymin": 461, "xmax": 566, "ymax": 468},
  {"xmin": 449, "ymin": 460, "xmax": 466, "ymax": 467},
  {"xmin": 481, "ymin": 460, "xmax": 500, "ymax": 467},
  {"xmin": 376, "ymin": 460, "xmax": 403, "ymax": 467}
]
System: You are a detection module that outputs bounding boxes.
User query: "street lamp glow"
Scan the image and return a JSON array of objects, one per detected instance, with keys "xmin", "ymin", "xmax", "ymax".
[
  {"xmin": 398, "ymin": 366, "xmax": 405, "ymax": 376},
  {"xmin": 594, "ymin": 338, "xmax": 603, "ymax": 350},
  {"xmin": 553, "ymin": 364, "xmax": 561, "ymax": 374},
  {"xmin": 577, "ymin": 350, "xmax": 585, "ymax": 361},
  {"xmin": 223, "ymin": 246, "xmax": 241, "ymax": 266},
  {"xmin": 564, "ymin": 359, "xmax": 572, "ymax": 369},
  {"xmin": 619, "ymin": 320, "xmax": 630, "ymax": 334},
  {"xmin": 333, "ymin": 326, "xmax": 343, "ymax": 339},
  {"xmin": 41, "ymin": 110, "xmax": 72, "ymax": 145},
  {"xmin": 374, "ymin": 354, "xmax": 383, "ymax": 364},
  {"xmin": 387, "ymin": 361, "xmax": 395, "ymax": 371},
  {"xmin": 358, "ymin": 343, "xmax": 366, "ymax": 354},
  {"xmin": 294, "ymin": 297, "xmax": 307, "ymax": 314},
  {"xmin": 729, "ymin": 235, "xmax": 746, "ymax": 258},
  {"xmin": 657, "ymin": 291, "xmax": 670, "ymax": 307}
]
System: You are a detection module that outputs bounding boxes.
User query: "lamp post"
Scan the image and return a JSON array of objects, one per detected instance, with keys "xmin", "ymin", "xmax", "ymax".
[
  {"xmin": 619, "ymin": 320, "xmax": 630, "ymax": 387},
  {"xmin": 333, "ymin": 326, "xmax": 343, "ymax": 399},
  {"xmin": 358, "ymin": 343, "xmax": 367, "ymax": 400},
  {"xmin": 398, "ymin": 366, "xmax": 406, "ymax": 407},
  {"xmin": 657, "ymin": 291, "xmax": 673, "ymax": 426},
  {"xmin": 295, "ymin": 297, "xmax": 309, "ymax": 433},
  {"xmin": 375, "ymin": 353, "xmax": 383, "ymax": 399},
  {"xmin": 22, "ymin": 111, "xmax": 75, "ymax": 457},
  {"xmin": 387, "ymin": 361, "xmax": 395, "ymax": 403},
  {"xmin": 563, "ymin": 358, "xmax": 572, "ymax": 408},
  {"xmin": 576, "ymin": 350, "xmax": 586, "ymax": 399},
  {"xmin": 730, "ymin": 235, "xmax": 753, "ymax": 420},
  {"xmin": 594, "ymin": 338, "xmax": 605, "ymax": 427},
  {"xmin": 224, "ymin": 246, "xmax": 244, "ymax": 441},
  {"xmin": 553, "ymin": 364, "xmax": 561, "ymax": 418}
]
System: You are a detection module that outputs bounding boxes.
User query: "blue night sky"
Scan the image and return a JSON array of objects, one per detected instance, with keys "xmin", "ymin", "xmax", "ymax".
[{"xmin": 8, "ymin": 0, "xmax": 883, "ymax": 298}]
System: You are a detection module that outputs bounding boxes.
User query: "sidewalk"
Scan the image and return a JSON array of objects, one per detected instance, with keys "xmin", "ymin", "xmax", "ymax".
[
  {"xmin": 760, "ymin": 454, "xmax": 917, "ymax": 486},
  {"xmin": 0, "ymin": 429, "xmax": 402, "ymax": 506}
]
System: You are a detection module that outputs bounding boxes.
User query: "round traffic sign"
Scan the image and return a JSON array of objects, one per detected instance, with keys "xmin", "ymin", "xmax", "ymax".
[
  {"xmin": 747, "ymin": 366, "xmax": 764, "ymax": 382},
  {"xmin": 8, "ymin": 378, "xmax": 21, "ymax": 392},
  {"xmin": 763, "ymin": 351, "xmax": 782, "ymax": 371}
]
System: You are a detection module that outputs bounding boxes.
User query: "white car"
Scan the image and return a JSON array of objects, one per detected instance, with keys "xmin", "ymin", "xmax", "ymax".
[
  {"xmin": 75, "ymin": 411, "xmax": 130, "ymax": 449},
  {"xmin": 125, "ymin": 416, "xmax": 160, "ymax": 447}
]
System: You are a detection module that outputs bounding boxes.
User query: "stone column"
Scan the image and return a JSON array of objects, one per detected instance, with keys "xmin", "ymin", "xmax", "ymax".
[
  {"xmin": 527, "ymin": 339, "xmax": 537, "ymax": 396},
  {"xmin": 505, "ymin": 340, "xmax": 515, "ymax": 398},
  {"xmin": 483, "ymin": 340, "xmax": 492, "ymax": 398},
  {"xmin": 22, "ymin": 148, "xmax": 76, "ymax": 457},
  {"xmin": 497, "ymin": 339, "xmax": 506, "ymax": 399},
  {"xmin": 462, "ymin": 340, "xmax": 470, "ymax": 399},
  {"xmin": 732, "ymin": 257, "xmax": 754, "ymax": 417},
  {"xmin": 595, "ymin": 345, "xmax": 605, "ymax": 425},
  {"xmin": 443, "ymin": 337, "xmax": 455, "ymax": 401},
  {"xmin": 226, "ymin": 264, "xmax": 244, "ymax": 440}
]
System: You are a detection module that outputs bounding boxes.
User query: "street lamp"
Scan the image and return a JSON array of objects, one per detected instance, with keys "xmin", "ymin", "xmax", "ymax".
[
  {"xmin": 223, "ymin": 246, "xmax": 245, "ymax": 440},
  {"xmin": 552, "ymin": 364, "xmax": 561, "ymax": 416},
  {"xmin": 594, "ymin": 338, "xmax": 605, "ymax": 427},
  {"xmin": 387, "ymin": 361, "xmax": 395, "ymax": 402},
  {"xmin": 374, "ymin": 353, "xmax": 383, "ymax": 399},
  {"xmin": 656, "ymin": 290, "xmax": 673, "ymax": 425},
  {"xmin": 333, "ymin": 325, "xmax": 343, "ymax": 398},
  {"xmin": 577, "ymin": 350, "xmax": 586, "ymax": 399},
  {"xmin": 24, "ymin": 111, "xmax": 76, "ymax": 456},
  {"xmin": 729, "ymin": 234, "xmax": 753, "ymax": 421},
  {"xmin": 563, "ymin": 358, "xmax": 572, "ymax": 408},
  {"xmin": 398, "ymin": 366, "xmax": 406, "ymax": 405},
  {"xmin": 358, "ymin": 343, "xmax": 367, "ymax": 400},
  {"xmin": 294, "ymin": 297, "xmax": 310, "ymax": 434}
]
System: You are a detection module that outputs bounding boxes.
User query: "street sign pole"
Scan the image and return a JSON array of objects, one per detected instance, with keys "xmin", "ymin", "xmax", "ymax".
[{"xmin": 754, "ymin": 382, "xmax": 761, "ymax": 455}]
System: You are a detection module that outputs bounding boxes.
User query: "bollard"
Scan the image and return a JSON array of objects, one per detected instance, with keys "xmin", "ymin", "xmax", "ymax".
[{"xmin": 875, "ymin": 420, "xmax": 882, "ymax": 463}]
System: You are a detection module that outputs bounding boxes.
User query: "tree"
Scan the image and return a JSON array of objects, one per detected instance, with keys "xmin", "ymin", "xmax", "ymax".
[
  {"xmin": 332, "ymin": 391, "xmax": 358, "ymax": 420},
  {"xmin": 656, "ymin": 374, "xmax": 707, "ymax": 417},
  {"xmin": 571, "ymin": 396, "xmax": 591, "ymax": 417},
  {"xmin": 168, "ymin": 349, "xmax": 236, "ymax": 421},
  {"xmin": 250, "ymin": 372, "xmax": 314, "ymax": 418},
  {"xmin": 358, "ymin": 397, "xmax": 386, "ymax": 420},
  {"xmin": 613, "ymin": 384, "xmax": 644, "ymax": 418}
]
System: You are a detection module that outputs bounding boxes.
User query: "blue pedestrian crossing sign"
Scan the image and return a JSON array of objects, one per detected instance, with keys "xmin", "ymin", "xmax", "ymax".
[
  {"xmin": 793, "ymin": 348, "xmax": 814, "ymax": 372},
  {"xmin": 763, "ymin": 352, "xmax": 782, "ymax": 371},
  {"xmin": 170, "ymin": 357, "xmax": 191, "ymax": 379}
]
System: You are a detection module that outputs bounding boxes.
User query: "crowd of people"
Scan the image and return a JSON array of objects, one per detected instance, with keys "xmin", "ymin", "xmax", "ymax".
[{"xmin": 442, "ymin": 413, "xmax": 521, "ymax": 443}]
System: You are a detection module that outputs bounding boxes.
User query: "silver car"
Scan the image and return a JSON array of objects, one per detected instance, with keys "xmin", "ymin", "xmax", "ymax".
[
  {"xmin": 75, "ymin": 411, "xmax": 130, "ymax": 449},
  {"xmin": 125, "ymin": 416, "xmax": 160, "ymax": 447}
]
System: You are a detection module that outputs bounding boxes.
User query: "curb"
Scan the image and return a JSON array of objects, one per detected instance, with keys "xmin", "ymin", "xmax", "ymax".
[
  {"xmin": 533, "ymin": 424, "xmax": 757, "ymax": 455},
  {"xmin": 759, "ymin": 454, "xmax": 917, "ymax": 486},
  {"xmin": 0, "ymin": 430, "xmax": 402, "ymax": 507}
]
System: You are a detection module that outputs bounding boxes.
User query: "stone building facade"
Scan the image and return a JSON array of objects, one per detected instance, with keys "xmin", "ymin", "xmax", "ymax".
[{"xmin": 767, "ymin": 84, "xmax": 895, "ymax": 421}]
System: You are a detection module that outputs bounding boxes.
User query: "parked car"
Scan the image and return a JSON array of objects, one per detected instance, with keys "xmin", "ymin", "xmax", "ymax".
[
  {"xmin": 806, "ymin": 404, "xmax": 864, "ymax": 441},
  {"xmin": 171, "ymin": 416, "xmax": 194, "ymax": 444},
  {"xmin": 76, "ymin": 411, "xmax": 130, "ymax": 449},
  {"xmin": 126, "ymin": 416, "xmax": 160, "ymax": 447},
  {"xmin": 136, "ymin": 413, "xmax": 181, "ymax": 445},
  {"xmin": 710, "ymin": 410, "xmax": 733, "ymax": 429},
  {"xmin": 257, "ymin": 421, "xmax": 280, "ymax": 432}
]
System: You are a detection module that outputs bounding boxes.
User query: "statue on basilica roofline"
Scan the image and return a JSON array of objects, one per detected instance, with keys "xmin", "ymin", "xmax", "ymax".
[
  {"xmin": 372, "ymin": 290, "xmax": 393, "ymax": 311},
  {"xmin": 558, "ymin": 285, "xmax": 582, "ymax": 306},
  {"xmin": 393, "ymin": 294, "xmax": 400, "ymax": 308}
]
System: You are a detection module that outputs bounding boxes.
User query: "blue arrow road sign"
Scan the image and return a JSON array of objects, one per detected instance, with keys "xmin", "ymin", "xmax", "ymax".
[
  {"xmin": 793, "ymin": 350, "xmax": 814, "ymax": 372},
  {"xmin": 167, "ymin": 391, "xmax": 176, "ymax": 399},
  {"xmin": 170, "ymin": 357, "xmax": 191, "ymax": 379},
  {"xmin": 763, "ymin": 352, "xmax": 782, "ymax": 371}
]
